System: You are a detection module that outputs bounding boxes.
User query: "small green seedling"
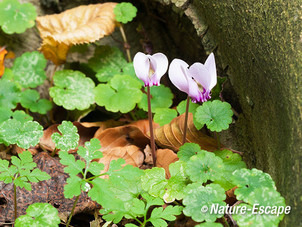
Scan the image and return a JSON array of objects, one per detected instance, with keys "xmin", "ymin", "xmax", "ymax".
[{"xmin": 0, "ymin": 151, "xmax": 50, "ymax": 221}]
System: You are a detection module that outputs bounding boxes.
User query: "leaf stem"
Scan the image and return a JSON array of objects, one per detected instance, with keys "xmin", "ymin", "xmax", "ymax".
[
  {"xmin": 147, "ymin": 86, "xmax": 156, "ymax": 165},
  {"xmin": 51, "ymin": 148, "xmax": 57, "ymax": 157},
  {"xmin": 119, "ymin": 24, "xmax": 132, "ymax": 62},
  {"xmin": 13, "ymin": 183, "xmax": 17, "ymax": 221},
  {"xmin": 129, "ymin": 111, "xmax": 137, "ymax": 121},
  {"xmin": 66, "ymin": 195, "xmax": 80, "ymax": 227},
  {"xmin": 182, "ymin": 96, "xmax": 190, "ymax": 145}
]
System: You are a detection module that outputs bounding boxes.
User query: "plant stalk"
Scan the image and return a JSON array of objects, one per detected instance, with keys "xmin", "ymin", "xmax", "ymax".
[
  {"xmin": 66, "ymin": 195, "xmax": 80, "ymax": 227},
  {"xmin": 13, "ymin": 184, "xmax": 17, "ymax": 221},
  {"xmin": 119, "ymin": 24, "xmax": 132, "ymax": 62},
  {"xmin": 215, "ymin": 132, "xmax": 221, "ymax": 150},
  {"xmin": 147, "ymin": 86, "xmax": 156, "ymax": 165},
  {"xmin": 182, "ymin": 96, "xmax": 190, "ymax": 145}
]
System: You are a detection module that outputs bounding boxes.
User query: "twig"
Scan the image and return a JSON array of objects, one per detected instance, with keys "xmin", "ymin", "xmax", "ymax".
[{"xmin": 119, "ymin": 24, "xmax": 132, "ymax": 62}]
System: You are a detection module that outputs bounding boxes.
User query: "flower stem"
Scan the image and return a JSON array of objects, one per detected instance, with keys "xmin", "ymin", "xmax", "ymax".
[
  {"xmin": 147, "ymin": 86, "xmax": 156, "ymax": 165},
  {"xmin": 13, "ymin": 184, "xmax": 17, "ymax": 221},
  {"xmin": 119, "ymin": 24, "xmax": 132, "ymax": 63},
  {"xmin": 182, "ymin": 96, "xmax": 190, "ymax": 145},
  {"xmin": 66, "ymin": 195, "xmax": 80, "ymax": 227},
  {"xmin": 215, "ymin": 131, "xmax": 221, "ymax": 150}
]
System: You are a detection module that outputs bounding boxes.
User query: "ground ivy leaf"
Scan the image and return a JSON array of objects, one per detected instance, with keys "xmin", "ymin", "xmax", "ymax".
[
  {"xmin": 0, "ymin": 107, "xmax": 12, "ymax": 124},
  {"xmin": 121, "ymin": 63, "xmax": 143, "ymax": 84},
  {"xmin": 87, "ymin": 45, "xmax": 127, "ymax": 73},
  {"xmin": 50, "ymin": 70, "xmax": 95, "ymax": 110},
  {"xmin": 78, "ymin": 138, "xmax": 102, "ymax": 163},
  {"xmin": 232, "ymin": 168, "xmax": 276, "ymax": 201},
  {"xmin": 0, "ymin": 119, "xmax": 43, "ymax": 149},
  {"xmin": 94, "ymin": 74, "xmax": 142, "ymax": 113},
  {"xmin": 186, "ymin": 152, "xmax": 224, "ymax": 183},
  {"xmin": 64, "ymin": 175, "xmax": 84, "ymax": 198},
  {"xmin": 51, "ymin": 121, "xmax": 80, "ymax": 152},
  {"xmin": 109, "ymin": 165, "xmax": 144, "ymax": 201},
  {"xmin": 0, "ymin": 0, "xmax": 37, "ymax": 34},
  {"xmin": 138, "ymin": 85, "xmax": 173, "ymax": 112},
  {"xmin": 141, "ymin": 167, "xmax": 167, "ymax": 198},
  {"xmin": 11, "ymin": 110, "xmax": 33, "ymax": 123},
  {"xmin": 163, "ymin": 161, "xmax": 189, "ymax": 203},
  {"xmin": 195, "ymin": 100, "xmax": 233, "ymax": 132},
  {"xmin": 154, "ymin": 108, "xmax": 177, "ymax": 126},
  {"xmin": 59, "ymin": 151, "xmax": 85, "ymax": 176},
  {"xmin": 213, "ymin": 150, "xmax": 247, "ymax": 190},
  {"xmin": 183, "ymin": 183, "xmax": 226, "ymax": 222},
  {"xmin": 114, "ymin": 2, "xmax": 137, "ymax": 23},
  {"xmin": 19, "ymin": 89, "xmax": 52, "ymax": 114},
  {"xmin": 15, "ymin": 203, "xmax": 60, "ymax": 227},
  {"xmin": 0, "ymin": 79, "xmax": 20, "ymax": 109},
  {"xmin": 177, "ymin": 143, "xmax": 206, "ymax": 162},
  {"xmin": 177, "ymin": 100, "xmax": 203, "ymax": 130},
  {"xmin": 12, "ymin": 51, "xmax": 47, "ymax": 88}
]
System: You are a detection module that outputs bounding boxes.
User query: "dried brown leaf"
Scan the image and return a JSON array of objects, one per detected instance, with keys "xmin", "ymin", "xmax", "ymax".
[
  {"xmin": 155, "ymin": 113, "xmax": 221, "ymax": 152},
  {"xmin": 36, "ymin": 3, "xmax": 118, "ymax": 64},
  {"xmin": 156, "ymin": 149, "xmax": 178, "ymax": 178}
]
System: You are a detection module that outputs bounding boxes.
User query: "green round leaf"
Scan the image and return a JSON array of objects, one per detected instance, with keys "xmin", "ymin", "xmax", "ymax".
[
  {"xmin": 213, "ymin": 149, "xmax": 246, "ymax": 190},
  {"xmin": 94, "ymin": 74, "xmax": 142, "ymax": 113},
  {"xmin": 177, "ymin": 143, "xmax": 206, "ymax": 162},
  {"xmin": 232, "ymin": 168, "xmax": 276, "ymax": 201},
  {"xmin": 195, "ymin": 223, "xmax": 223, "ymax": 227},
  {"xmin": 15, "ymin": 203, "xmax": 60, "ymax": 227},
  {"xmin": 19, "ymin": 89, "xmax": 52, "ymax": 114},
  {"xmin": 51, "ymin": 121, "xmax": 80, "ymax": 152},
  {"xmin": 138, "ymin": 85, "xmax": 174, "ymax": 112},
  {"xmin": 12, "ymin": 51, "xmax": 47, "ymax": 88},
  {"xmin": 186, "ymin": 152, "xmax": 224, "ymax": 183},
  {"xmin": 141, "ymin": 167, "xmax": 167, "ymax": 198},
  {"xmin": 11, "ymin": 110, "xmax": 33, "ymax": 123},
  {"xmin": 50, "ymin": 70, "xmax": 95, "ymax": 110},
  {"xmin": 0, "ymin": 107, "xmax": 12, "ymax": 124},
  {"xmin": 0, "ymin": 0, "xmax": 37, "ymax": 34},
  {"xmin": 154, "ymin": 108, "xmax": 177, "ymax": 126},
  {"xmin": 0, "ymin": 119, "xmax": 43, "ymax": 149},
  {"xmin": 195, "ymin": 100, "xmax": 233, "ymax": 132},
  {"xmin": 0, "ymin": 79, "xmax": 20, "ymax": 109},
  {"xmin": 114, "ymin": 2, "xmax": 137, "ymax": 23},
  {"xmin": 177, "ymin": 100, "xmax": 203, "ymax": 130},
  {"xmin": 183, "ymin": 183, "xmax": 226, "ymax": 222}
]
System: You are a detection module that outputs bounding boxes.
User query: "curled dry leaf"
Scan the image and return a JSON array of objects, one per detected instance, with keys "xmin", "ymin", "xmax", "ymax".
[
  {"xmin": 36, "ymin": 3, "xmax": 118, "ymax": 65},
  {"xmin": 156, "ymin": 149, "xmax": 179, "ymax": 178},
  {"xmin": 155, "ymin": 113, "xmax": 222, "ymax": 152},
  {"xmin": 0, "ymin": 152, "xmax": 98, "ymax": 223},
  {"xmin": 129, "ymin": 119, "xmax": 160, "ymax": 137},
  {"xmin": 0, "ymin": 46, "xmax": 7, "ymax": 76}
]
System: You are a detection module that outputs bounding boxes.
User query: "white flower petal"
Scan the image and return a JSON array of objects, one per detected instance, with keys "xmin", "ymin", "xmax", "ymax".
[
  {"xmin": 133, "ymin": 52, "xmax": 150, "ymax": 85},
  {"xmin": 151, "ymin": 53, "xmax": 168, "ymax": 83},
  {"xmin": 204, "ymin": 53, "xmax": 217, "ymax": 90},
  {"xmin": 189, "ymin": 62, "xmax": 211, "ymax": 90},
  {"xmin": 168, "ymin": 59, "xmax": 190, "ymax": 94}
]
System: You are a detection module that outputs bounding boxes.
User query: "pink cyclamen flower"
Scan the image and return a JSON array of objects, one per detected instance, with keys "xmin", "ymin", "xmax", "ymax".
[
  {"xmin": 133, "ymin": 52, "xmax": 169, "ymax": 86},
  {"xmin": 168, "ymin": 53, "xmax": 217, "ymax": 103}
]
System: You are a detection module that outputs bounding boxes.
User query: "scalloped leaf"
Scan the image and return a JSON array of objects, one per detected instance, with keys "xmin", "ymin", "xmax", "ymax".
[
  {"xmin": 183, "ymin": 183, "xmax": 226, "ymax": 222},
  {"xmin": 186, "ymin": 152, "xmax": 224, "ymax": 183},
  {"xmin": 94, "ymin": 74, "xmax": 142, "ymax": 113},
  {"xmin": 12, "ymin": 51, "xmax": 47, "ymax": 88},
  {"xmin": 51, "ymin": 121, "xmax": 80, "ymax": 152},
  {"xmin": 114, "ymin": 2, "xmax": 137, "ymax": 23},
  {"xmin": 213, "ymin": 149, "xmax": 246, "ymax": 190},
  {"xmin": 50, "ymin": 70, "xmax": 95, "ymax": 110},
  {"xmin": 15, "ymin": 203, "xmax": 60, "ymax": 227},
  {"xmin": 138, "ymin": 85, "xmax": 173, "ymax": 112},
  {"xmin": 36, "ymin": 3, "xmax": 117, "ymax": 65},
  {"xmin": 0, "ymin": 78, "xmax": 20, "ymax": 109},
  {"xmin": 0, "ymin": 0, "xmax": 37, "ymax": 34},
  {"xmin": 195, "ymin": 100, "xmax": 233, "ymax": 132},
  {"xmin": 177, "ymin": 143, "xmax": 206, "ymax": 162},
  {"xmin": 177, "ymin": 100, "xmax": 203, "ymax": 130},
  {"xmin": 154, "ymin": 108, "xmax": 177, "ymax": 126},
  {"xmin": 19, "ymin": 89, "xmax": 52, "ymax": 114},
  {"xmin": 141, "ymin": 167, "xmax": 167, "ymax": 198},
  {"xmin": 0, "ymin": 119, "xmax": 43, "ymax": 149},
  {"xmin": 232, "ymin": 168, "xmax": 276, "ymax": 201},
  {"xmin": 195, "ymin": 223, "xmax": 223, "ymax": 227}
]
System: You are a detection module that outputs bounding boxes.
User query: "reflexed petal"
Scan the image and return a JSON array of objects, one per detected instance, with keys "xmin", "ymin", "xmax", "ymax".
[
  {"xmin": 133, "ymin": 52, "xmax": 150, "ymax": 85},
  {"xmin": 204, "ymin": 53, "xmax": 217, "ymax": 90},
  {"xmin": 189, "ymin": 62, "xmax": 211, "ymax": 90},
  {"xmin": 168, "ymin": 59, "xmax": 190, "ymax": 94},
  {"xmin": 151, "ymin": 53, "xmax": 168, "ymax": 84}
]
